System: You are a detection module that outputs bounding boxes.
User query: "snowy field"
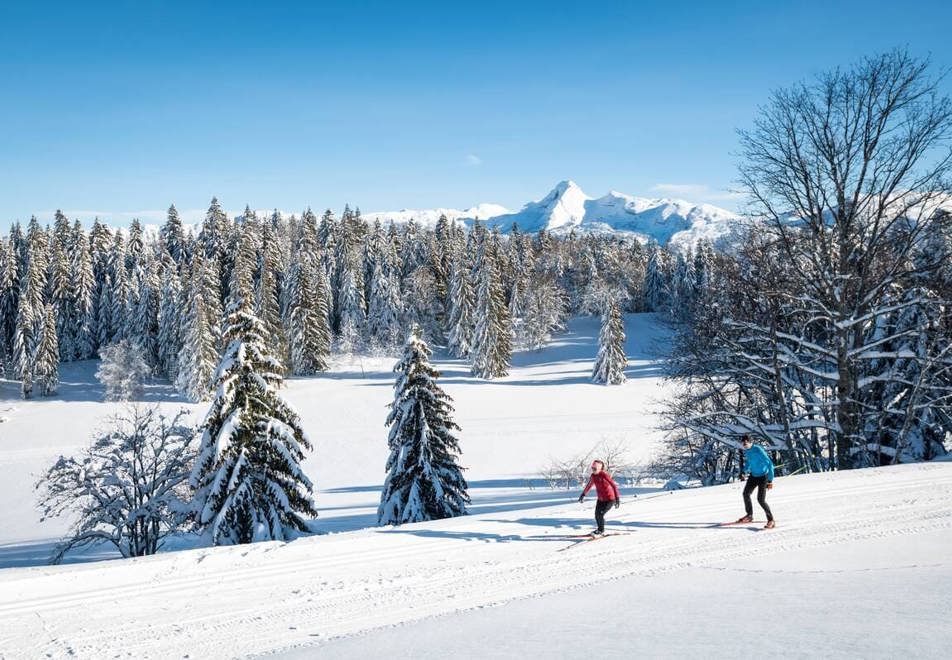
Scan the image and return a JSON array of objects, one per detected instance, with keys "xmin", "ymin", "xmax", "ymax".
[
  {"xmin": 1, "ymin": 462, "xmax": 950, "ymax": 658},
  {"xmin": 1, "ymin": 313, "xmax": 950, "ymax": 659},
  {"xmin": 0, "ymin": 313, "xmax": 668, "ymax": 563}
]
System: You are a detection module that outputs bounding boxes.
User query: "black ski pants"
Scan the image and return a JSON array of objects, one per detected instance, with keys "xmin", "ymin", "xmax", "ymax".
[
  {"xmin": 594, "ymin": 499, "xmax": 614, "ymax": 532},
  {"xmin": 743, "ymin": 475, "xmax": 773, "ymax": 521}
]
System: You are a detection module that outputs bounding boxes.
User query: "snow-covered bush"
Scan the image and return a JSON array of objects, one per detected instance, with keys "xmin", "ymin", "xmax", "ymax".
[
  {"xmin": 35, "ymin": 406, "xmax": 196, "ymax": 563},
  {"xmin": 96, "ymin": 339, "xmax": 152, "ymax": 401},
  {"xmin": 539, "ymin": 439, "xmax": 638, "ymax": 489}
]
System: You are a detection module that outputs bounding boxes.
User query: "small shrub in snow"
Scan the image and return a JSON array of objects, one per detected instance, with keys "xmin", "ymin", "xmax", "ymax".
[
  {"xmin": 35, "ymin": 406, "xmax": 196, "ymax": 564},
  {"xmin": 540, "ymin": 439, "xmax": 638, "ymax": 489},
  {"xmin": 96, "ymin": 339, "xmax": 152, "ymax": 401}
]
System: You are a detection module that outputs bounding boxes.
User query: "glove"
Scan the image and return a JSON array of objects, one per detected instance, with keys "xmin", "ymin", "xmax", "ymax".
[
  {"xmin": 766, "ymin": 482, "xmax": 774, "ymax": 490},
  {"xmin": 613, "ymin": 500, "xmax": 620, "ymax": 509},
  {"xmin": 738, "ymin": 474, "xmax": 747, "ymax": 481},
  {"xmin": 578, "ymin": 495, "xmax": 585, "ymax": 504}
]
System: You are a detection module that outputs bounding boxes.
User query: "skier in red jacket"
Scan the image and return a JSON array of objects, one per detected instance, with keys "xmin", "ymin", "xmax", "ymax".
[{"xmin": 578, "ymin": 460, "xmax": 621, "ymax": 536}]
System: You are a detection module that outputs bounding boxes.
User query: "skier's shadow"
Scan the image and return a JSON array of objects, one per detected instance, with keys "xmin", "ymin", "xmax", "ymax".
[
  {"xmin": 491, "ymin": 517, "xmax": 756, "ymax": 532},
  {"xmin": 380, "ymin": 529, "xmax": 567, "ymax": 544}
]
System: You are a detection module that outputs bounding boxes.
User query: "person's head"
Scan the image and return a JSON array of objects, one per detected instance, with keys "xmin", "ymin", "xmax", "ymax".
[
  {"xmin": 591, "ymin": 460, "xmax": 605, "ymax": 473},
  {"xmin": 741, "ymin": 435, "xmax": 753, "ymax": 449}
]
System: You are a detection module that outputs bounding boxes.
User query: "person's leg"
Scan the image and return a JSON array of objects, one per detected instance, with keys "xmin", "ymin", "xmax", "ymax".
[
  {"xmin": 757, "ymin": 480, "xmax": 774, "ymax": 522},
  {"xmin": 594, "ymin": 500, "xmax": 610, "ymax": 533},
  {"xmin": 742, "ymin": 479, "xmax": 757, "ymax": 518}
]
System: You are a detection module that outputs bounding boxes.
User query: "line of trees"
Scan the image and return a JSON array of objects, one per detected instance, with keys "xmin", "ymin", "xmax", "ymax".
[{"xmin": 1, "ymin": 200, "xmax": 705, "ymax": 398}]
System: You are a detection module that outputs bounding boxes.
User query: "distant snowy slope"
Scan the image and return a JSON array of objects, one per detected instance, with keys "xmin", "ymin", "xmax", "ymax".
[
  {"xmin": 365, "ymin": 180, "xmax": 742, "ymax": 248},
  {"xmin": 362, "ymin": 203, "xmax": 512, "ymax": 228}
]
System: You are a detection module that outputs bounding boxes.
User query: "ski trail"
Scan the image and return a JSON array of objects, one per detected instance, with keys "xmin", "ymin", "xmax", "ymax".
[{"xmin": 0, "ymin": 462, "xmax": 950, "ymax": 659}]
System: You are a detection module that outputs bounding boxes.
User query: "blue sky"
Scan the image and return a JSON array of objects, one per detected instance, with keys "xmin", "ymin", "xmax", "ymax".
[{"xmin": 2, "ymin": 0, "xmax": 951, "ymax": 226}]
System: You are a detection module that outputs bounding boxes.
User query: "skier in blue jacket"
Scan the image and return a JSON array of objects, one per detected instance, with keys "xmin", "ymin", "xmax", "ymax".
[{"xmin": 736, "ymin": 435, "xmax": 776, "ymax": 529}]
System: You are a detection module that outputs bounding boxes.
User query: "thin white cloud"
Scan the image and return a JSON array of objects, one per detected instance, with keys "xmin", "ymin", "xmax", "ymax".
[
  {"xmin": 465, "ymin": 153, "xmax": 483, "ymax": 166},
  {"xmin": 651, "ymin": 183, "xmax": 744, "ymax": 202}
]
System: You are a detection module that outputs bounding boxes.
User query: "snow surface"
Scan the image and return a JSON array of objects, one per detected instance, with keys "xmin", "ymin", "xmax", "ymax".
[
  {"xmin": 363, "ymin": 180, "xmax": 742, "ymax": 249},
  {"xmin": 0, "ymin": 313, "xmax": 668, "ymax": 563},
  {"xmin": 1, "ymin": 461, "xmax": 950, "ymax": 658},
  {"xmin": 2, "ymin": 313, "xmax": 950, "ymax": 659}
]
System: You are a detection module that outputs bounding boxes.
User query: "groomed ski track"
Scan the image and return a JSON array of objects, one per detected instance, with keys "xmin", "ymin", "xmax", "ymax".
[{"xmin": 1, "ymin": 461, "xmax": 950, "ymax": 659}]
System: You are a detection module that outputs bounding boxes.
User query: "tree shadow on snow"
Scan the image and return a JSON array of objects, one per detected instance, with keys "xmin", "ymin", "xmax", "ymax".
[{"xmin": 3, "ymin": 360, "xmax": 191, "ymax": 405}]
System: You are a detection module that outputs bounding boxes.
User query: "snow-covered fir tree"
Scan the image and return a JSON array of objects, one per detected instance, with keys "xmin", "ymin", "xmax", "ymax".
[
  {"xmin": 48, "ymin": 222, "xmax": 73, "ymax": 361},
  {"xmin": 161, "ymin": 204, "xmax": 187, "ymax": 264},
  {"xmin": 643, "ymin": 245, "xmax": 668, "ymax": 313},
  {"xmin": 366, "ymin": 257, "xmax": 402, "ymax": 351},
  {"xmin": 256, "ymin": 222, "xmax": 287, "ymax": 364},
  {"xmin": 34, "ymin": 304, "xmax": 60, "ymax": 396},
  {"xmin": 70, "ymin": 232, "xmax": 96, "ymax": 360},
  {"xmin": 445, "ymin": 248, "xmax": 476, "ymax": 358},
  {"xmin": 378, "ymin": 326, "xmax": 468, "ymax": 525},
  {"xmin": 190, "ymin": 298, "xmax": 318, "ymax": 545},
  {"xmin": 157, "ymin": 254, "xmax": 183, "ymax": 379},
  {"xmin": 108, "ymin": 232, "xmax": 129, "ymax": 343},
  {"xmin": 522, "ymin": 277, "xmax": 565, "ymax": 351},
  {"xmin": 592, "ymin": 297, "xmax": 627, "ymax": 385},
  {"xmin": 174, "ymin": 254, "xmax": 218, "ymax": 402},
  {"xmin": 285, "ymin": 257, "xmax": 331, "ymax": 375},
  {"xmin": 470, "ymin": 237, "xmax": 511, "ymax": 379}
]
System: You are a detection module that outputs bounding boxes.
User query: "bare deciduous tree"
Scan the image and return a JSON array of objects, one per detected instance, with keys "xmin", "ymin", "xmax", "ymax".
[
  {"xmin": 36, "ymin": 406, "xmax": 196, "ymax": 563},
  {"xmin": 736, "ymin": 49, "xmax": 952, "ymax": 469}
]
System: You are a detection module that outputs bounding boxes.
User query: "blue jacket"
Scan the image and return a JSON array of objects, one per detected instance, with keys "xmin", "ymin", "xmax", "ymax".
[{"xmin": 743, "ymin": 445, "xmax": 775, "ymax": 481}]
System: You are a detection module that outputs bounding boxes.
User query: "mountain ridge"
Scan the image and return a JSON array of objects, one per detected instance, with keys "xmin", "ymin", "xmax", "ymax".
[{"xmin": 363, "ymin": 179, "xmax": 743, "ymax": 248}]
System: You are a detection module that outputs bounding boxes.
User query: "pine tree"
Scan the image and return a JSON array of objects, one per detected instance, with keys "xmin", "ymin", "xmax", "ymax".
[
  {"xmin": 157, "ymin": 254, "xmax": 183, "ymax": 379},
  {"xmin": 161, "ymin": 204, "xmax": 186, "ymax": 264},
  {"xmin": 643, "ymin": 245, "xmax": 668, "ymax": 313},
  {"xmin": 378, "ymin": 326, "xmax": 468, "ymax": 525},
  {"xmin": 49, "ymin": 225, "xmax": 73, "ymax": 360},
  {"xmin": 108, "ymin": 232, "xmax": 128, "ymax": 343},
  {"xmin": 174, "ymin": 254, "xmax": 218, "ymax": 402},
  {"xmin": 522, "ymin": 277, "xmax": 565, "ymax": 351},
  {"xmin": 337, "ymin": 260, "xmax": 365, "ymax": 352},
  {"xmin": 190, "ymin": 299, "xmax": 318, "ymax": 545},
  {"xmin": 95, "ymin": 273, "xmax": 113, "ymax": 350},
  {"xmin": 70, "ymin": 228, "xmax": 96, "ymax": 360},
  {"xmin": 366, "ymin": 258, "xmax": 403, "ymax": 350},
  {"xmin": 229, "ymin": 223, "xmax": 257, "ymax": 308},
  {"xmin": 0, "ymin": 238, "xmax": 19, "ymax": 363},
  {"xmin": 256, "ymin": 222, "xmax": 287, "ymax": 364},
  {"xmin": 286, "ymin": 258, "xmax": 331, "ymax": 375},
  {"xmin": 129, "ymin": 255, "xmax": 161, "ymax": 368},
  {"xmin": 446, "ymin": 249, "xmax": 476, "ymax": 358},
  {"xmin": 34, "ymin": 305, "xmax": 59, "ymax": 396},
  {"xmin": 592, "ymin": 297, "xmax": 627, "ymax": 385},
  {"xmin": 13, "ymin": 289, "xmax": 35, "ymax": 391},
  {"xmin": 470, "ymin": 241, "xmax": 512, "ymax": 379},
  {"xmin": 25, "ymin": 217, "xmax": 49, "ymax": 310}
]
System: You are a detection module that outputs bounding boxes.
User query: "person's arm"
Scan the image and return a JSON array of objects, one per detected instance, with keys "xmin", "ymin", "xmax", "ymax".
[{"xmin": 763, "ymin": 446, "xmax": 775, "ymax": 482}]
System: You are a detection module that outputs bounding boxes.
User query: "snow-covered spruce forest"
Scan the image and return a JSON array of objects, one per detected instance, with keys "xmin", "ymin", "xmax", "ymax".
[{"xmin": 2, "ymin": 203, "xmax": 650, "ymax": 397}]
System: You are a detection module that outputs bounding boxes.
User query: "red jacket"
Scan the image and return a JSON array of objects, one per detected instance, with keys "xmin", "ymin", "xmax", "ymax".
[{"xmin": 582, "ymin": 471, "xmax": 620, "ymax": 502}]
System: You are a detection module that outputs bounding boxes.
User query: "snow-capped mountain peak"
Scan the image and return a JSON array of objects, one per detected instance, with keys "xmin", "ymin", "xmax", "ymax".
[{"xmin": 364, "ymin": 180, "xmax": 743, "ymax": 249}]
